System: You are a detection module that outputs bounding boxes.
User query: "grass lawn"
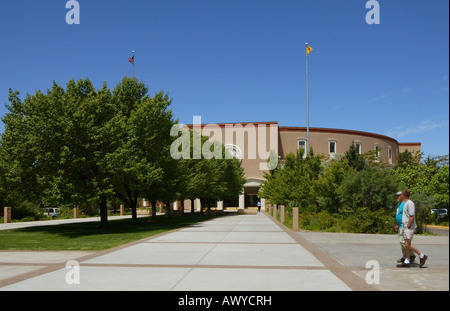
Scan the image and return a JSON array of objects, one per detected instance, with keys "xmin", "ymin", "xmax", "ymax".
[{"xmin": 0, "ymin": 214, "xmax": 223, "ymax": 251}]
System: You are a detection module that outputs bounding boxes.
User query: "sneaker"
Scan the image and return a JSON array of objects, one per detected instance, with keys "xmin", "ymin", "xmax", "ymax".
[
  {"xmin": 419, "ymin": 255, "xmax": 428, "ymax": 268},
  {"xmin": 397, "ymin": 262, "xmax": 410, "ymax": 268}
]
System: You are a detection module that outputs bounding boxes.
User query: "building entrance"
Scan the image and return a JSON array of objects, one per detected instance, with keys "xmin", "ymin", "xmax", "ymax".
[
  {"xmin": 244, "ymin": 186, "xmax": 260, "ymax": 208},
  {"xmin": 245, "ymin": 194, "xmax": 258, "ymax": 208}
]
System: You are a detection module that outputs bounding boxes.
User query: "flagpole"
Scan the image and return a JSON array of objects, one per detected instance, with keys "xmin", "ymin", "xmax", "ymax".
[
  {"xmin": 305, "ymin": 43, "xmax": 310, "ymax": 154},
  {"xmin": 132, "ymin": 50, "xmax": 135, "ymax": 78}
]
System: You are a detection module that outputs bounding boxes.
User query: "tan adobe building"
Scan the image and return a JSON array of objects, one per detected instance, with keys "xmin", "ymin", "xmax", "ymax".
[
  {"xmin": 170, "ymin": 121, "xmax": 421, "ymax": 212},
  {"xmin": 398, "ymin": 142, "xmax": 422, "ymax": 154}
]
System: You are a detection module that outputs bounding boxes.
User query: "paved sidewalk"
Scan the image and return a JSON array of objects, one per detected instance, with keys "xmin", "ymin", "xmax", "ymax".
[
  {"xmin": 0, "ymin": 213, "xmax": 447, "ymax": 291},
  {"xmin": 298, "ymin": 231, "xmax": 449, "ymax": 291}
]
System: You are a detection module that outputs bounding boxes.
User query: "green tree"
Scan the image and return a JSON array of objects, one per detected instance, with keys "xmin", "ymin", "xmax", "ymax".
[
  {"xmin": 201, "ymin": 145, "xmax": 246, "ymax": 212},
  {"xmin": 172, "ymin": 127, "xmax": 246, "ymax": 214},
  {"xmin": 393, "ymin": 154, "xmax": 449, "ymax": 210},
  {"xmin": 259, "ymin": 148, "xmax": 322, "ymax": 209},
  {"xmin": 158, "ymin": 126, "xmax": 204, "ymax": 217},
  {"xmin": 105, "ymin": 79, "xmax": 175, "ymax": 223},
  {"xmin": 395, "ymin": 150, "xmax": 422, "ymax": 169},
  {"xmin": 338, "ymin": 164, "xmax": 400, "ymax": 211},
  {"xmin": 316, "ymin": 159, "xmax": 349, "ymax": 213},
  {"xmin": 220, "ymin": 156, "xmax": 246, "ymax": 204},
  {"xmin": 0, "ymin": 145, "xmax": 14, "ymax": 209},
  {"xmin": 343, "ymin": 142, "xmax": 366, "ymax": 171},
  {"xmin": 1, "ymin": 79, "xmax": 117, "ymax": 227}
]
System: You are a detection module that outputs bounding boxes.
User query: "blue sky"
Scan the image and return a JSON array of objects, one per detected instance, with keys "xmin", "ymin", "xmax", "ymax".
[{"xmin": 0, "ymin": 0, "xmax": 448, "ymax": 156}]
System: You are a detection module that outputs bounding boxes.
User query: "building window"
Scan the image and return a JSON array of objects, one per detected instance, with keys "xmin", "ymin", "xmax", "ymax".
[
  {"xmin": 297, "ymin": 139, "xmax": 307, "ymax": 158},
  {"xmin": 374, "ymin": 144, "xmax": 381, "ymax": 162},
  {"xmin": 388, "ymin": 147, "xmax": 392, "ymax": 164},
  {"xmin": 354, "ymin": 142, "xmax": 362, "ymax": 154},
  {"xmin": 329, "ymin": 140, "xmax": 336, "ymax": 155},
  {"xmin": 297, "ymin": 139, "xmax": 306, "ymax": 151}
]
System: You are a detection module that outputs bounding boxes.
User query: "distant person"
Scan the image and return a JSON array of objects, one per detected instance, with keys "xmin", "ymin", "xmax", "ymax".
[
  {"xmin": 397, "ymin": 190, "xmax": 428, "ymax": 268},
  {"xmin": 257, "ymin": 201, "xmax": 261, "ymax": 213},
  {"xmin": 394, "ymin": 192, "xmax": 415, "ymax": 264}
]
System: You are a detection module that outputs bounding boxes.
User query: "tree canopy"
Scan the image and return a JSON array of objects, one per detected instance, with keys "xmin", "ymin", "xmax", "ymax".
[
  {"xmin": 259, "ymin": 146, "xmax": 449, "ymax": 214},
  {"xmin": 0, "ymin": 77, "xmax": 246, "ymax": 225}
]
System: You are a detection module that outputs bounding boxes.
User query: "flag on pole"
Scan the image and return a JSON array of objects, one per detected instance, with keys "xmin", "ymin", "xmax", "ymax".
[
  {"xmin": 306, "ymin": 46, "xmax": 313, "ymax": 55},
  {"xmin": 128, "ymin": 55, "xmax": 134, "ymax": 64}
]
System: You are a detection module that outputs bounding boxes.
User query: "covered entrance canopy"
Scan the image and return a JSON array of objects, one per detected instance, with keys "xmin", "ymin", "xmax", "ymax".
[{"xmin": 241, "ymin": 178, "xmax": 265, "ymax": 210}]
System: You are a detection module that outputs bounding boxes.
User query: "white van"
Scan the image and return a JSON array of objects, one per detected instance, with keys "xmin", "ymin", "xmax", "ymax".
[{"xmin": 44, "ymin": 208, "xmax": 60, "ymax": 218}]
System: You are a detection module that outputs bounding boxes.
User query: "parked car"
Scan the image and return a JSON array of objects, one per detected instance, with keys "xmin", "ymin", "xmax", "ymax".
[
  {"xmin": 44, "ymin": 207, "xmax": 60, "ymax": 218},
  {"xmin": 431, "ymin": 208, "xmax": 448, "ymax": 219}
]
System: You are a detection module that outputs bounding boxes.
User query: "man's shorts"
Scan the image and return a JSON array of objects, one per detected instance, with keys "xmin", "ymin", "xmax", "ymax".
[{"xmin": 402, "ymin": 228, "xmax": 415, "ymax": 240}]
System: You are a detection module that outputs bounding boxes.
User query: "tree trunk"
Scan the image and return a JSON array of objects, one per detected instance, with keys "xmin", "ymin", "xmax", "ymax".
[
  {"xmin": 151, "ymin": 200, "xmax": 157, "ymax": 220},
  {"xmin": 190, "ymin": 198, "xmax": 195, "ymax": 215},
  {"xmin": 130, "ymin": 197, "xmax": 138, "ymax": 225},
  {"xmin": 180, "ymin": 200, "xmax": 184, "ymax": 217},
  {"xmin": 126, "ymin": 188, "xmax": 138, "ymax": 225},
  {"xmin": 98, "ymin": 195, "xmax": 109, "ymax": 229},
  {"xmin": 165, "ymin": 201, "xmax": 171, "ymax": 218}
]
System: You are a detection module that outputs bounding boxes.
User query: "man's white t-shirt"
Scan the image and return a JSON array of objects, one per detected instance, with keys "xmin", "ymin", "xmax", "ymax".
[{"xmin": 402, "ymin": 200, "xmax": 417, "ymax": 230}]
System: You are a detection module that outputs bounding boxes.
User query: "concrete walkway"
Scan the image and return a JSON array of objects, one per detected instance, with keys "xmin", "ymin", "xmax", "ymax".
[
  {"xmin": 298, "ymin": 230, "xmax": 449, "ymax": 291},
  {"xmin": 0, "ymin": 212, "xmax": 448, "ymax": 291}
]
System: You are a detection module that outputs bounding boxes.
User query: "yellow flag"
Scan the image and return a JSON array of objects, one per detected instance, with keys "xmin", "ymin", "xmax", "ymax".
[{"xmin": 306, "ymin": 46, "xmax": 313, "ymax": 55}]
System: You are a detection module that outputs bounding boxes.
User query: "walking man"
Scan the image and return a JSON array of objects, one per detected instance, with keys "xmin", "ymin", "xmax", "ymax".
[
  {"xmin": 397, "ymin": 190, "xmax": 428, "ymax": 268},
  {"xmin": 395, "ymin": 192, "xmax": 416, "ymax": 264}
]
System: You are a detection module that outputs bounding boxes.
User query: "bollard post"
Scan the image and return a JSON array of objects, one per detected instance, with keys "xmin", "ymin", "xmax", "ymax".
[
  {"xmin": 293, "ymin": 207, "xmax": 299, "ymax": 231},
  {"xmin": 120, "ymin": 204, "xmax": 125, "ymax": 216},
  {"xmin": 272, "ymin": 204, "xmax": 277, "ymax": 218},
  {"xmin": 281, "ymin": 205, "xmax": 285, "ymax": 224},
  {"xmin": 73, "ymin": 207, "xmax": 79, "ymax": 219},
  {"xmin": 4, "ymin": 206, "xmax": 11, "ymax": 223}
]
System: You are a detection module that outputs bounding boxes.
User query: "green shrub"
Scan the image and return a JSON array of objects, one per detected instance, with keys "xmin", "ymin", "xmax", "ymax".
[
  {"xmin": 298, "ymin": 211, "xmax": 334, "ymax": 231},
  {"xmin": 297, "ymin": 208, "xmax": 396, "ymax": 234}
]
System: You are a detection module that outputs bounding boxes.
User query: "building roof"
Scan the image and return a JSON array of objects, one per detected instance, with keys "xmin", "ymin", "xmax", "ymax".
[
  {"xmin": 279, "ymin": 126, "xmax": 400, "ymax": 145},
  {"xmin": 185, "ymin": 121, "xmax": 420, "ymax": 146}
]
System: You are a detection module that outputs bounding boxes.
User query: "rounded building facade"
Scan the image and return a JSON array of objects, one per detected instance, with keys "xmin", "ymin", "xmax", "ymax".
[
  {"xmin": 183, "ymin": 121, "xmax": 421, "ymax": 211},
  {"xmin": 279, "ymin": 126, "xmax": 402, "ymax": 166}
]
